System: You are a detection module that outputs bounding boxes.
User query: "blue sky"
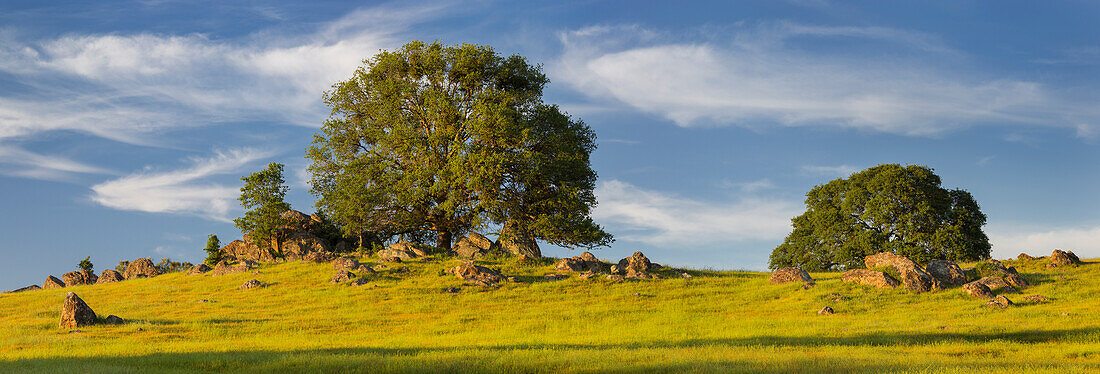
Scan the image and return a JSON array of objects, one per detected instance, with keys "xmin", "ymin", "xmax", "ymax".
[{"xmin": 1, "ymin": 0, "xmax": 1098, "ymax": 289}]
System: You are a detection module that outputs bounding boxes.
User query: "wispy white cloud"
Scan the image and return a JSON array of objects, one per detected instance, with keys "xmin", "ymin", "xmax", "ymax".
[
  {"xmin": 721, "ymin": 178, "xmax": 775, "ymax": 193},
  {"xmin": 554, "ymin": 22, "xmax": 1094, "ymax": 136},
  {"xmin": 801, "ymin": 164, "xmax": 860, "ymax": 178},
  {"xmin": 89, "ymin": 148, "xmax": 272, "ymax": 221},
  {"xmin": 987, "ymin": 223, "xmax": 1100, "ymax": 260},
  {"xmin": 593, "ymin": 180, "xmax": 800, "ymax": 246},
  {"xmin": 0, "ymin": 145, "xmax": 114, "ymax": 181}
]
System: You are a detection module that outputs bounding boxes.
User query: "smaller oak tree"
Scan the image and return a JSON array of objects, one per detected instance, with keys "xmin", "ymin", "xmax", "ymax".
[{"xmin": 234, "ymin": 163, "xmax": 291, "ymax": 256}]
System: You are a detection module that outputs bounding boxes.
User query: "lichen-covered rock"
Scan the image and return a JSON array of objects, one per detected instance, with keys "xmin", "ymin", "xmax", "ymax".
[
  {"xmin": 1003, "ymin": 272, "xmax": 1029, "ymax": 289},
  {"xmin": 769, "ymin": 267, "xmax": 815, "ymax": 286},
  {"xmin": 454, "ymin": 233, "xmax": 495, "ymax": 258},
  {"xmin": 605, "ymin": 274, "xmax": 625, "ymax": 283},
  {"xmin": 332, "ymin": 257, "xmax": 361, "ymax": 272},
  {"xmin": 103, "ymin": 315, "xmax": 124, "ymax": 324},
  {"xmin": 43, "ymin": 275, "xmax": 65, "ymax": 289},
  {"xmin": 841, "ymin": 269, "xmax": 899, "ymax": 289},
  {"xmin": 331, "ymin": 270, "xmax": 354, "ymax": 283},
  {"xmin": 62, "ymin": 270, "xmax": 97, "ymax": 287},
  {"xmin": 238, "ymin": 279, "xmax": 266, "ymax": 290},
  {"xmin": 986, "ymin": 295, "xmax": 1013, "ymax": 308},
  {"xmin": 59, "ymin": 292, "xmax": 96, "ymax": 329},
  {"xmin": 301, "ymin": 251, "xmax": 335, "ymax": 263},
  {"xmin": 1023, "ymin": 294, "xmax": 1050, "ymax": 303},
  {"xmin": 376, "ymin": 241, "xmax": 424, "ymax": 260},
  {"xmin": 975, "ymin": 277, "xmax": 1016, "ymax": 293},
  {"xmin": 123, "ymin": 258, "xmax": 159, "ymax": 279},
  {"xmin": 350, "ymin": 278, "xmax": 371, "ymax": 287},
  {"xmin": 220, "ymin": 239, "xmax": 275, "ymax": 262},
  {"xmin": 818, "ymin": 306, "xmax": 834, "ymax": 315},
  {"xmin": 578, "ymin": 272, "xmax": 599, "ymax": 280},
  {"xmin": 864, "ymin": 252, "xmax": 941, "ymax": 292},
  {"xmin": 500, "ymin": 221, "xmax": 541, "ymax": 258},
  {"xmin": 1050, "ymin": 249, "xmax": 1081, "ymax": 267},
  {"xmin": 445, "ymin": 262, "xmax": 503, "ymax": 287},
  {"xmin": 354, "ymin": 264, "xmax": 375, "ymax": 274},
  {"xmin": 555, "ymin": 252, "xmax": 605, "ymax": 273},
  {"xmin": 211, "ymin": 260, "xmax": 252, "ymax": 276},
  {"xmin": 96, "ymin": 270, "xmax": 124, "ymax": 284},
  {"xmin": 8, "ymin": 285, "xmax": 41, "ymax": 293},
  {"xmin": 615, "ymin": 251, "xmax": 658, "ymax": 279},
  {"xmin": 282, "ymin": 232, "xmax": 333, "ymax": 259},
  {"xmin": 962, "ymin": 281, "xmax": 994, "ymax": 299},
  {"xmin": 187, "ymin": 264, "xmax": 211, "ymax": 275},
  {"xmin": 926, "ymin": 260, "xmax": 967, "ymax": 286}
]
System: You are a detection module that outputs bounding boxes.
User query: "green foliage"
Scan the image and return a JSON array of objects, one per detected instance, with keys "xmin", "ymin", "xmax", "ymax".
[
  {"xmin": 770, "ymin": 164, "xmax": 991, "ymax": 271},
  {"xmin": 154, "ymin": 258, "xmax": 193, "ymax": 273},
  {"xmin": 114, "ymin": 260, "xmax": 129, "ymax": 273},
  {"xmin": 203, "ymin": 234, "xmax": 222, "ymax": 266},
  {"xmin": 307, "ymin": 40, "xmax": 611, "ymax": 251},
  {"xmin": 78, "ymin": 256, "xmax": 93, "ymax": 273},
  {"xmin": 869, "ymin": 266, "xmax": 901, "ymax": 282},
  {"xmin": 234, "ymin": 163, "xmax": 291, "ymax": 252}
]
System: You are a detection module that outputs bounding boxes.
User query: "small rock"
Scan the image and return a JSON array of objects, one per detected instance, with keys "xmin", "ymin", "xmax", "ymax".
[
  {"xmin": 605, "ymin": 274, "xmax": 625, "ymax": 283},
  {"xmin": 986, "ymin": 295, "xmax": 1014, "ymax": 308},
  {"xmin": 443, "ymin": 287, "xmax": 461, "ymax": 293},
  {"xmin": 506, "ymin": 276, "xmax": 518, "ymax": 283},
  {"xmin": 962, "ymin": 281, "xmax": 994, "ymax": 299},
  {"xmin": 818, "ymin": 306, "xmax": 834, "ymax": 315},
  {"xmin": 680, "ymin": 272, "xmax": 693, "ymax": 279},
  {"xmin": 445, "ymin": 262, "xmax": 503, "ymax": 287},
  {"xmin": 373, "ymin": 264, "xmax": 388, "ymax": 271},
  {"xmin": 330, "ymin": 270, "xmax": 354, "ymax": 283},
  {"xmin": 631, "ymin": 292, "xmax": 640, "ymax": 296},
  {"xmin": 1023, "ymin": 294, "xmax": 1050, "ymax": 303},
  {"xmin": 196, "ymin": 299, "xmax": 214, "ymax": 303},
  {"xmin": 1061, "ymin": 312, "xmax": 1069, "ymax": 316},
  {"xmin": 186, "ymin": 264, "xmax": 210, "ymax": 276},
  {"xmin": 769, "ymin": 267, "xmax": 814, "ymax": 286},
  {"xmin": 238, "ymin": 279, "xmax": 266, "ymax": 290},
  {"xmin": 544, "ymin": 274, "xmax": 569, "ymax": 281},
  {"xmin": 350, "ymin": 278, "xmax": 370, "ymax": 287},
  {"xmin": 578, "ymin": 272, "xmax": 599, "ymax": 280},
  {"xmin": 104, "ymin": 315, "xmax": 124, "ymax": 325},
  {"xmin": 354, "ymin": 264, "xmax": 375, "ymax": 274},
  {"xmin": 393, "ymin": 266, "xmax": 410, "ymax": 274}
]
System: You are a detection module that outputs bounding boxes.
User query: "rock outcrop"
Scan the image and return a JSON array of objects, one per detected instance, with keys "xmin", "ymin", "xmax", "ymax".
[
  {"xmin": 769, "ymin": 267, "xmax": 815, "ymax": 286},
  {"xmin": 211, "ymin": 260, "xmax": 253, "ymax": 276},
  {"xmin": 962, "ymin": 281, "xmax": 994, "ymax": 299},
  {"xmin": 187, "ymin": 264, "xmax": 211, "ymax": 275},
  {"xmin": 123, "ymin": 258, "xmax": 159, "ymax": 279},
  {"xmin": 44, "ymin": 275, "xmax": 65, "ymax": 289},
  {"xmin": 615, "ymin": 251, "xmax": 658, "ymax": 279},
  {"xmin": 1017, "ymin": 253, "xmax": 1036, "ymax": 261},
  {"xmin": 1049, "ymin": 249, "xmax": 1081, "ymax": 267},
  {"xmin": 8, "ymin": 285, "xmax": 41, "ymax": 293},
  {"xmin": 555, "ymin": 252, "xmax": 605, "ymax": 273},
  {"xmin": 454, "ymin": 233, "xmax": 496, "ymax": 258},
  {"xmin": 926, "ymin": 260, "xmax": 967, "ymax": 286},
  {"xmin": 377, "ymin": 241, "xmax": 428, "ymax": 260},
  {"xmin": 864, "ymin": 252, "xmax": 941, "ymax": 292},
  {"xmin": 59, "ymin": 292, "xmax": 96, "ymax": 329},
  {"xmin": 841, "ymin": 269, "xmax": 899, "ymax": 289},
  {"xmin": 96, "ymin": 270, "xmax": 124, "ymax": 284},
  {"xmin": 445, "ymin": 262, "xmax": 503, "ymax": 287},
  {"xmin": 62, "ymin": 270, "xmax": 97, "ymax": 287}
]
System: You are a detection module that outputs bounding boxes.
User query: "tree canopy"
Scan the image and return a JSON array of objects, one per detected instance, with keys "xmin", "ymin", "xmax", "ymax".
[
  {"xmin": 307, "ymin": 40, "xmax": 611, "ymax": 251},
  {"xmin": 769, "ymin": 164, "xmax": 991, "ymax": 271},
  {"xmin": 234, "ymin": 162, "xmax": 291, "ymax": 254}
]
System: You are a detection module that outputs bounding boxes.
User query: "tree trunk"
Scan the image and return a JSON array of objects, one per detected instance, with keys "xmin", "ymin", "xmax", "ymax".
[{"xmin": 436, "ymin": 229, "xmax": 453, "ymax": 252}]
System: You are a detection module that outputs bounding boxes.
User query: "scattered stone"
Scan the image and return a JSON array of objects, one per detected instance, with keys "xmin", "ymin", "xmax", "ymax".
[
  {"xmin": 1017, "ymin": 253, "xmax": 1035, "ymax": 261},
  {"xmin": 377, "ymin": 241, "xmax": 428, "ymax": 261},
  {"xmin": 986, "ymin": 295, "xmax": 1013, "ymax": 308},
  {"xmin": 962, "ymin": 281, "xmax": 994, "ymax": 299},
  {"xmin": 605, "ymin": 274, "xmax": 625, "ymax": 283},
  {"xmin": 238, "ymin": 279, "xmax": 266, "ymax": 290},
  {"xmin": 103, "ymin": 315, "xmax": 123, "ymax": 325},
  {"xmin": 841, "ymin": 269, "xmax": 900, "ymax": 289},
  {"xmin": 44, "ymin": 275, "xmax": 65, "ymax": 289},
  {"xmin": 680, "ymin": 272, "xmax": 693, "ymax": 279},
  {"xmin": 62, "ymin": 270, "xmax": 97, "ymax": 287},
  {"xmin": 768, "ymin": 267, "xmax": 815, "ymax": 287},
  {"xmin": 372, "ymin": 264, "xmax": 388, "ymax": 271},
  {"xmin": 864, "ymin": 252, "xmax": 941, "ymax": 292},
  {"xmin": 926, "ymin": 260, "xmax": 968, "ymax": 286},
  {"xmin": 1003, "ymin": 273, "xmax": 1029, "ymax": 289},
  {"xmin": 211, "ymin": 260, "xmax": 252, "ymax": 276},
  {"xmin": 818, "ymin": 306, "xmax": 834, "ymax": 315},
  {"xmin": 59, "ymin": 292, "xmax": 96, "ymax": 329},
  {"xmin": 331, "ymin": 270, "xmax": 354, "ymax": 283},
  {"xmin": 301, "ymin": 251, "xmax": 335, "ymax": 263},
  {"xmin": 454, "ymin": 233, "xmax": 496, "ymax": 258},
  {"xmin": 445, "ymin": 262, "xmax": 503, "ymax": 287},
  {"xmin": 350, "ymin": 278, "xmax": 370, "ymax": 287},
  {"xmin": 555, "ymin": 252, "xmax": 605, "ymax": 273},
  {"xmin": 825, "ymin": 293, "xmax": 849, "ymax": 302},
  {"xmin": 631, "ymin": 292, "xmax": 641, "ymax": 297},
  {"xmin": 1023, "ymin": 294, "xmax": 1050, "ymax": 303},
  {"xmin": 8, "ymin": 285, "xmax": 41, "ymax": 293},
  {"xmin": 332, "ymin": 257, "xmax": 361, "ymax": 272},
  {"xmin": 578, "ymin": 272, "xmax": 599, "ymax": 280},
  {"xmin": 506, "ymin": 277, "xmax": 518, "ymax": 283},
  {"xmin": 196, "ymin": 299, "xmax": 213, "ymax": 303},
  {"xmin": 444, "ymin": 287, "xmax": 461, "ymax": 293},
  {"xmin": 1061, "ymin": 312, "xmax": 1069, "ymax": 316},
  {"xmin": 544, "ymin": 274, "xmax": 569, "ymax": 281},
  {"xmin": 1050, "ymin": 249, "xmax": 1081, "ymax": 267},
  {"xmin": 975, "ymin": 277, "xmax": 1016, "ymax": 293},
  {"xmin": 123, "ymin": 258, "xmax": 159, "ymax": 279},
  {"xmin": 380, "ymin": 256, "xmax": 403, "ymax": 263},
  {"xmin": 186, "ymin": 264, "xmax": 211, "ymax": 276},
  {"xmin": 354, "ymin": 264, "xmax": 375, "ymax": 274},
  {"xmin": 96, "ymin": 270, "xmax": 125, "ymax": 284}
]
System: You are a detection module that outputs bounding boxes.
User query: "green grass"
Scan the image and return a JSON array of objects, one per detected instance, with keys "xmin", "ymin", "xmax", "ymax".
[{"xmin": 1, "ymin": 254, "xmax": 1097, "ymax": 373}]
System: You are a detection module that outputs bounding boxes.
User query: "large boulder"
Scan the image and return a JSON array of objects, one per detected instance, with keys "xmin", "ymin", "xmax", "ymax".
[
  {"xmin": 445, "ymin": 262, "xmax": 503, "ymax": 287},
  {"xmin": 975, "ymin": 277, "xmax": 1016, "ymax": 293},
  {"xmin": 43, "ymin": 275, "xmax": 65, "ymax": 289},
  {"xmin": 864, "ymin": 252, "xmax": 941, "ymax": 292},
  {"xmin": 500, "ymin": 222, "xmax": 541, "ymax": 258},
  {"xmin": 841, "ymin": 269, "xmax": 899, "ymax": 289},
  {"xmin": 555, "ymin": 252, "xmax": 605, "ymax": 273},
  {"xmin": 187, "ymin": 264, "xmax": 211, "ymax": 275},
  {"xmin": 974, "ymin": 260, "xmax": 1028, "ymax": 289},
  {"xmin": 123, "ymin": 258, "xmax": 159, "ymax": 279},
  {"xmin": 454, "ymin": 233, "xmax": 495, "ymax": 258},
  {"xmin": 282, "ymin": 232, "xmax": 333, "ymax": 259},
  {"xmin": 62, "ymin": 270, "xmax": 97, "ymax": 287},
  {"xmin": 376, "ymin": 241, "xmax": 425, "ymax": 261},
  {"xmin": 220, "ymin": 239, "xmax": 275, "ymax": 263},
  {"xmin": 616, "ymin": 251, "xmax": 657, "ymax": 279},
  {"xmin": 962, "ymin": 281, "xmax": 994, "ymax": 299},
  {"xmin": 1050, "ymin": 250, "xmax": 1081, "ymax": 267},
  {"xmin": 769, "ymin": 267, "xmax": 815, "ymax": 286},
  {"xmin": 59, "ymin": 292, "xmax": 96, "ymax": 329},
  {"xmin": 96, "ymin": 270, "xmax": 124, "ymax": 284},
  {"xmin": 926, "ymin": 260, "xmax": 967, "ymax": 286}
]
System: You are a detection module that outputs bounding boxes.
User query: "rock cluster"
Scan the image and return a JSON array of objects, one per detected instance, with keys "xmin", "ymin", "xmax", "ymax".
[
  {"xmin": 1049, "ymin": 249, "xmax": 1081, "ymax": 267},
  {"xmin": 769, "ymin": 267, "xmax": 815, "ymax": 287},
  {"xmin": 864, "ymin": 252, "xmax": 942, "ymax": 292},
  {"xmin": 376, "ymin": 241, "xmax": 429, "ymax": 261},
  {"xmin": 445, "ymin": 262, "xmax": 503, "ymax": 287},
  {"xmin": 454, "ymin": 233, "xmax": 497, "ymax": 258},
  {"xmin": 555, "ymin": 252, "xmax": 605, "ymax": 273},
  {"xmin": 219, "ymin": 210, "xmax": 341, "ymax": 262},
  {"xmin": 613, "ymin": 251, "xmax": 659, "ymax": 279}
]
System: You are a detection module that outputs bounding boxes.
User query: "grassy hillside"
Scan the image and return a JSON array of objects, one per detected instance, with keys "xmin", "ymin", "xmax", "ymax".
[{"xmin": 1, "ymin": 254, "xmax": 1097, "ymax": 373}]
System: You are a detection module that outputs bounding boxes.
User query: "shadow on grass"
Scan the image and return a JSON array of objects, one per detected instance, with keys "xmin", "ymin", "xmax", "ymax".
[{"xmin": 4, "ymin": 328, "xmax": 1097, "ymax": 373}]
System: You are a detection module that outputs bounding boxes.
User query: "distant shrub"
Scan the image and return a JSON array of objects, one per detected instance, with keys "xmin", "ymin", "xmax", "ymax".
[
  {"xmin": 156, "ymin": 258, "xmax": 194, "ymax": 273},
  {"xmin": 78, "ymin": 256, "xmax": 94, "ymax": 273},
  {"xmin": 203, "ymin": 234, "xmax": 222, "ymax": 266},
  {"xmin": 115, "ymin": 260, "xmax": 130, "ymax": 273}
]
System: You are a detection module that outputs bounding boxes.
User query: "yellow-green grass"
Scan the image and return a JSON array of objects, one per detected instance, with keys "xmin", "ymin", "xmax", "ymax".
[{"xmin": 0, "ymin": 254, "xmax": 1097, "ymax": 373}]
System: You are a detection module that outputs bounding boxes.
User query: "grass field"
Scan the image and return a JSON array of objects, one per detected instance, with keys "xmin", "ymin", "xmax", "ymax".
[{"xmin": 1, "ymin": 253, "xmax": 1097, "ymax": 373}]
